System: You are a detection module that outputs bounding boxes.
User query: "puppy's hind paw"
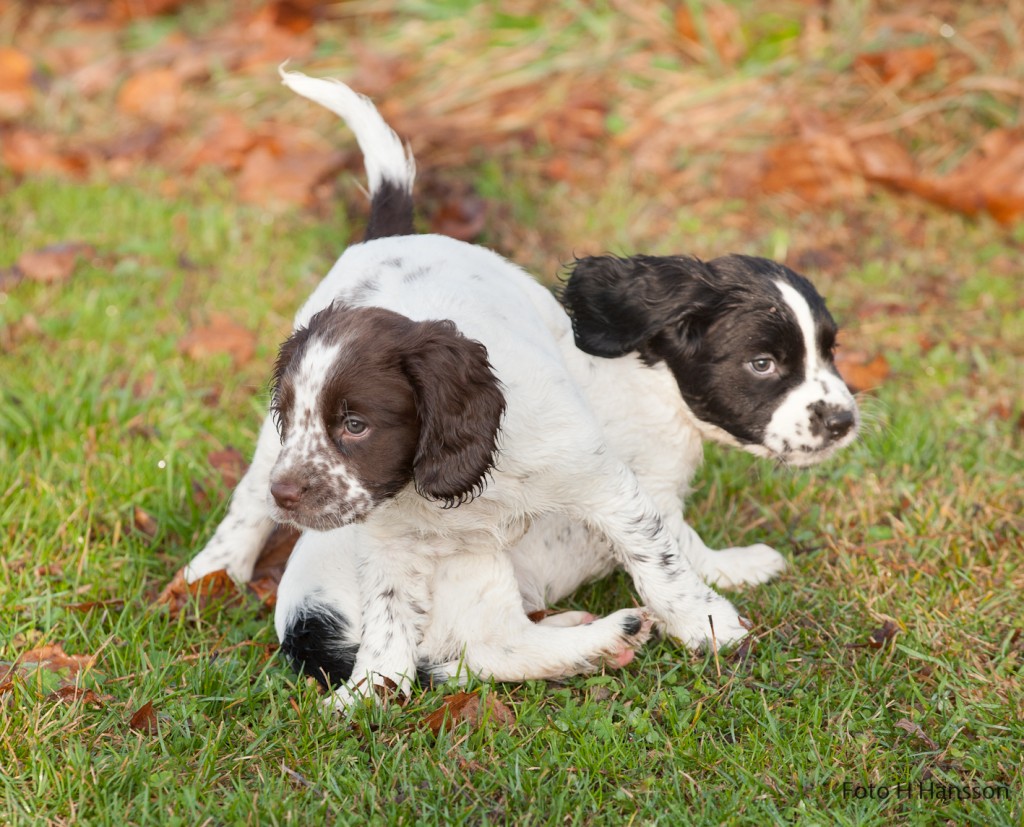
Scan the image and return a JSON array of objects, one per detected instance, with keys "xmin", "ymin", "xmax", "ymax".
[{"xmin": 600, "ymin": 607, "xmax": 654, "ymax": 669}]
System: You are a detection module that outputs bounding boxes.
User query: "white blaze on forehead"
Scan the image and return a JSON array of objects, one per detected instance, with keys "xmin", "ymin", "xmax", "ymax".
[
  {"xmin": 292, "ymin": 339, "xmax": 343, "ymax": 403},
  {"xmin": 774, "ymin": 280, "xmax": 820, "ymax": 374}
]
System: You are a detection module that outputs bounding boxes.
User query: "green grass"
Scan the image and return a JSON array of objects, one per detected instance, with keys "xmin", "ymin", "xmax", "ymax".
[
  {"xmin": 2, "ymin": 167, "xmax": 1021, "ymax": 826},
  {"xmin": 3, "ymin": 0, "xmax": 1024, "ymax": 820}
]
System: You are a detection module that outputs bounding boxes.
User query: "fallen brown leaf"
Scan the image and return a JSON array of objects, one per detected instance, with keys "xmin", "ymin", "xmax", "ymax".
[
  {"xmin": 855, "ymin": 46, "xmax": 938, "ymax": 84},
  {"xmin": 758, "ymin": 133, "xmax": 866, "ymax": 204},
  {"xmin": 129, "ymin": 700, "xmax": 159, "ymax": 734},
  {"xmin": 835, "ymin": 334, "xmax": 890, "ymax": 393},
  {"xmin": 431, "ymin": 194, "xmax": 488, "ymax": 242},
  {"xmin": 421, "ymin": 690, "xmax": 515, "ymax": 737},
  {"xmin": 17, "ymin": 643, "xmax": 95, "ymax": 677},
  {"xmin": 895, "ymin": 129, "xmax": 1024, "ymax": 225},
  {"xmin": 236, "ymin": 142, "xmax": 345, "ymax": 208},
  {"xmin": 16, "ymin": 242, "xmax": 95, "ymax": 284},
  {"xmin": 674, "ymin": 2, "xmax": 744, "ymax": 65},
  {"xmin": 154, "ymin": 568, "xmax": 241, "ymax": 617},
  {"xmin": 852, "ymin": 134, "xmax": 916, "ymax": 185},
  {"xmin": 178, "ymin": 313, "xmax": 257, "ymax": 366},
  {"xmin": 868, "ymin": 619, "xmax": 899, "ymax": 649},
  {"xmin": 51, "ymin": 686, "xmax": 105, "ymax": 707},
  {"xmin": 207, "ymin": 447, "xmax": 248, "ymax": 490},
  {"xmin": 247, "ymin": 524, "xmax": 301, "ymax": 606},
  {"xmin": 116, "ymin": 68, "xmax": 183, "ymax": 125},
  {"xmin": 0, "ymin": 47, "xmax": 34, "ymax": 120},
  {"xmin": 133, "ymin": 506, "xmax": 158, "ymax": 538},
  {"xmin": 1, "ymin": 130, "xmax": 92, "ymax": 177}
]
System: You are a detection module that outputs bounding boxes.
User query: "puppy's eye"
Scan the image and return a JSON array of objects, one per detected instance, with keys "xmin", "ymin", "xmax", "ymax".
[
  {"xmin": 749, "ymin": 357, "xmax": 777, "ymax": 376},
  {"xmin": 342, "ymin": 415, "xmax": 369, "ymax": 437}
]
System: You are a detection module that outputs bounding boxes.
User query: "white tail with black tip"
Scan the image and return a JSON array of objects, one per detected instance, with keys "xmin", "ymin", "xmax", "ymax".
[{"xmin": 279, "ymin": 66, "xmax": 416, "ymax": 240}]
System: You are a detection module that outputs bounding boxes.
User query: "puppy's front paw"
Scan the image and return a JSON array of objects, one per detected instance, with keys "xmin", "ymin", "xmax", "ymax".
[
  {"xmin": 699, "ymin": 543, "xmax": 786, "ymax": 589},
  {"xmin": 669, "ymin": 595, "xmax": 750, "ymax": 652},
  {"xmin": 326, "ymin": 672, "xmax": 410, "ymax": 713}
]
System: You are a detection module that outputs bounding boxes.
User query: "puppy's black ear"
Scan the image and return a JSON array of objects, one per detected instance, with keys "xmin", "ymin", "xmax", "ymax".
[
  {"xmin": 559, "ymin": 255, "xmax": 711, "ymax": 358},
  {"xmin": 401, "ymin": 321, "xmax": 505, "ymax": 506}
]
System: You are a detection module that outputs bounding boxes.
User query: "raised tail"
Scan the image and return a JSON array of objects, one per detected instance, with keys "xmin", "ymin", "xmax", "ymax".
[{"xmin": 279, "ymin": 66, "xmax": 416, "ymax": 240}]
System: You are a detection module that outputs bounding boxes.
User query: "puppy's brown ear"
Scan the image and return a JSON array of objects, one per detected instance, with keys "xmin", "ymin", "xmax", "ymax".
[
  {"xmin": 401, "ymin": 320, "xmax": 505, "ymax": 506},
  {"xmin": 270, "ymin": 323, "xmax": 315, "ymax": 437}
]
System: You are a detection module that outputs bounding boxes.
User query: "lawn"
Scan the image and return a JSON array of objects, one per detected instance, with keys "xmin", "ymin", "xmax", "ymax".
[{"xmin": 2, "ymin": 2, "xmax": 1022, "ymax": 825}]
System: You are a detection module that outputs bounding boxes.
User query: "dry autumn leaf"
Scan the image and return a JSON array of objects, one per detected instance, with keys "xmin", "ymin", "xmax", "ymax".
[
  {"xmin": 133, "ymin": 506, "xmax": 158, "ymax": 538},
  {"xmin": 898, "ymin": 129, "xmax": 1024, "ymax": 225},
  {"xmin": 248, "ymin": 524, "xmax": 301, "ymax": 606},
  {"xmin": 835, "ymin": 350, "xmax": 891, "ymax": 393},
  {"xmin": 155, "ymin": 568, "xmax": 241, "ymax": 617},
  {"xmin": 16, "ymin": 242, "xmax": 95, "ymax": 284},
  {"xmin": 236, "ymin": 142, "xmax": 344, "ymax": 208},
  {"xmin": 855, "ymin": 46, "xmax": 938, "ymax": 84},
  {"xmin": 868, "ymin": 619, "xmax": 899, "ymax": 649},
  {"xmin": 51, "ymin": 686, "xmax": 105, "ymax": 707},
  {"xmin": 207, "ymin": 447, "xmax": 248, "ymax": 490},
  {"xmin": 758, "ymin": 133, "xmax": 866, "ymax": 204},
  {"xmin": 1, "ymin": 130, "xmax": 91, "ymax": 177},
  {"xmin": 178, "ymin": 313, "xmax": 257, "ymax": 366},
  {"xmin": 674, "ymin": 2, "xmax": 744, "ymax": 65},
  {"xmin": 17, "ymin": 643, "xmax": 96, "ymax": 677},
  {"xmin": 0, "ymin": 46, "xmax": 34, "ymax": 120},
  {"xmin": 116, "ymin": 68, "xmax": 183, "ymax": 124},
  {"xmin": 129, "ymin": 700, "xmax": 159, "ymax": 734},
  {"xmin": 421, "ymin": 691, "xmax": 515, "ymax": 737}
]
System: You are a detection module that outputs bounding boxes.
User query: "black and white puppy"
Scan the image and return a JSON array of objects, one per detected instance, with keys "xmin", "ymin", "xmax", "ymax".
[
  {"xmin": 184, "ymin": 70, "xmax": 770, "ymax": 707},
  {"xmin": 183, "ymin": 70, "xmax": 858, "ymax": 696}
]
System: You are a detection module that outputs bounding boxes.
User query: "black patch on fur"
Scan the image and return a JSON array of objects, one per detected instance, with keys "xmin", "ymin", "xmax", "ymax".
[
  {"xmin": 365, "ymin": 179, "xmax": 415, "ymax": 241},
  {"xmin": 279, "ymin": 605, "xmax": 359, "ymax": 690},
  {"xmin": 559, "ymin": 254, "xmax": 840, "ymax": 447}
]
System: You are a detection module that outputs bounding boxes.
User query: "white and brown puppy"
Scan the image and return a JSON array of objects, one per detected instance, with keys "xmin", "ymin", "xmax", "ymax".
[{"xmin": 184, "ymin": 70, "xmax": 768, "ymax": 706}]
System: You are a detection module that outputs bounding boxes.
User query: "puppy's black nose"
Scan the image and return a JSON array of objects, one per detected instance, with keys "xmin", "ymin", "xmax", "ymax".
[
  {"xmin": 824, "ymin": 409, "xmax": 855, "ymax": 440},
  {"xmin": 271, "ymin": 480, "xmax": 304, "ymax": 510}
]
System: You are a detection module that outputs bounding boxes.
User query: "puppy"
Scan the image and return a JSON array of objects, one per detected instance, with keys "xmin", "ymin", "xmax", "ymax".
[
  {"xmin": 275, "ymin": 254, "xmax": 861, "ymax": 687},
  {"xmin": 184, "ymin": 70, "xmax": 764, "ymax": 706}
]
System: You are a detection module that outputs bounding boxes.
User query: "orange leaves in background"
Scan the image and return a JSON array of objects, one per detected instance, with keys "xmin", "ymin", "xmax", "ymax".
[
  {"xmin": 854, "ymin": 46, "xmax": 938, "ymax": 85},
  {"xmin": 15, "ymin": 242, "xmax": 95, "ymax": 284},
  {"xmin": 0, "ymin": 46, "xmax": 33, "ymax": 120},
  {"xmin": 752, "ymin": 118, "xmax": 1024, "ymax": 226},
  {"xmin": 117, "ymin": 68, "xmax": 183, "ymax": 125},
  {"xmin": 898, "ymin": 128, "xmax": 1024, "ymax": 226},
  {"xmin": 178, "ymin": 313, "xmax": 257, "ymax": 366}
]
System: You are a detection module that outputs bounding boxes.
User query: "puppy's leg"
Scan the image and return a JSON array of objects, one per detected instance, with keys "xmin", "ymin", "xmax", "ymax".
[
  {"xmin": 327, "ymin": 545, "xmax": 431, "ymax": 711},
  {"xmin": 509, "ymin": 516, "xmax": 617, "ymax": 613},
  {"xmin": 420, "ymin": 553, "xmax": 653, "ymax": 684},
  {"xmin": 691, "ymin": 544, "xmax": 787, "ymax": 588},
  {"xmin": 657, "ymin": 512, "xmax": 786, "ymax": 589},
  {"xmin": 275, "ymin": 528, "xmax": 362, "ymax": 689},
  {"xmin": 184, "ymin": 415, "xmax": 279, "ymax": 583},
  {"xmin": 569, "ymin": 461, "xmax": 750, "ymax": 651}
]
